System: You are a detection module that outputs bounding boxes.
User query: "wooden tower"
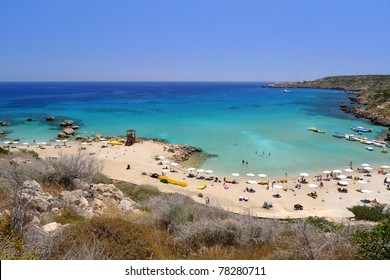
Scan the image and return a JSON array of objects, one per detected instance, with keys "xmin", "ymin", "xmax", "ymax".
[{"xmin": 125, "ymin": 129, "xmax": 136, "ymax": 146}]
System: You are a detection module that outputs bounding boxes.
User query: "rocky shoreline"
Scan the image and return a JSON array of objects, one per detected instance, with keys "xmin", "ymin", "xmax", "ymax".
[{"xmin": 266, "ymin": 75, "xmax": 390, "ymax": 138}]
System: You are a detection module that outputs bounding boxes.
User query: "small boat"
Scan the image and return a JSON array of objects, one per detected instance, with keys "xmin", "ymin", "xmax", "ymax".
[
  {"xmin": 344, "ymin": 134, "xmax": 359, "ymax": 141},
  {"xmin": 282, "ymin": 89, "xmax": 290, "ymax": 93},
  {"xmin": 308, "ymin": 127, "xmax": 325, "ymax": 134},
  {"xmin": 366, "ymin": 146, "xmax": 374, "ymax": 151},
  {"xmin": 360, "ymin": 139, "xmax": 372, "ymax": 145},
  {"xmin": 197, "ymin": 184, "xmax": 207, "ymax": 190},
  {"xmin": 352, "ymin": 126, "xmax": 372, "ymax": 133},
  {"xmin": 333, "ymin": 132, "xmax": 345, "ymax": 138},
  {"xmin": 381, "ymin": 149, "xmax": 388, "ymax": 153}
]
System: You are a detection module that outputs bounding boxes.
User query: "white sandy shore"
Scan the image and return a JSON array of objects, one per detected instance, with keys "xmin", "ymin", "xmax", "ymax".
[{"xmin": 15, "ymin": 140, "xmax": 390, "ymax": 221}]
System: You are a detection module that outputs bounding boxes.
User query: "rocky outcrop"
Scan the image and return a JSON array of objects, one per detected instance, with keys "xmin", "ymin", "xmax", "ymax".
[
  {"xmin": 57, "ymin": 127, "xmax": 75, "ymax": 138},
  {"xmin": 60, "ymin": 119, "xmax": 74, "ymax": 126},
  {"xmin": 267, "ymin": 75, "xmax": 390, "ymax": 127},
  {"xmin": 0, "ymin": 121, "xmax": 10, "ymax": 126},
  {"xmin": 17, "ymin": 180, "xmax": 140, "ymax": 230},
  {"xmin": 45, "ymin": 116, "xmax": 55, "ymax": 121}
]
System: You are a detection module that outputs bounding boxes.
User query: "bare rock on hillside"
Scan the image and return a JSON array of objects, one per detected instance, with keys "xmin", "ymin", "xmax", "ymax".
[
  {"xmin": 17, "ymin": 181, "xmax": 140, "ymax": 229},
  {"xmin": 20, "ymin": 180, "xmax": 53, "ymax": 213},
  {"xmin": 43, "ymin": 222, "xmax": 62, "ymax": 233}
]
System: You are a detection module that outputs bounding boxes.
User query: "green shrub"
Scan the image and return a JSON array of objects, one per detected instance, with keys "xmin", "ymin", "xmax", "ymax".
[
  {"xmin": 50, "ymin": 217, "xmax": 153, "ymax": 259},
  {"xmin": 348, "ymin": 204, "xmax": 390, "ymax": 222},
  {"xmin": 0, "ymin": 146, "xmax": 10, "ymax": 155},
  {"xmin": 353, "ymin": 219, "xmax": 390, "ymax": 260},
  {"xmin": 54, "ymin": 209, "xmax": 84, "ymax": 225},
  {"xmin": 0, "ymin": 217, "xmax": 37, "ymax": 260},
  {"xmin": 306, "ymin": 216, "xmax": 343, "ymax": 232},
  {"xmin": 19, "ymin": 149, "xmax": 40, "ymax": 159},
  {"xmin": 115, "ymin": 181, "xmax": 161, "ymax": 202},
  {"xmin": 92, "ymin": 173, "xmax": 111, "ymax": 184}
]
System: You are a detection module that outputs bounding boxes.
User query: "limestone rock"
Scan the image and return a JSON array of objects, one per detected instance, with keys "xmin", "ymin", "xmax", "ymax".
[
  {"xmin": 119, "ymin": 197, "xmax": 139, "ymax": 212},
  {"xmin": 0, "ymin": 121, "xmax": 10, "ymax": 126},
  {"xmin": 63, "ymin": 127, "xmax": 75, "ymax": 135},
  {"xmin": 60, "ymin": 119, "xmax": 74, "ymax": 126},
  {"xmin": 45, "ymin": 116, "xmax": 55, "ymax": 121},
  {"xmin": 20, "ymin": 181, "xmax": 53, "ymax": 213},
  {"xmin": 43, "ymin": 222, "xmax": 62, "ymax": 233}
]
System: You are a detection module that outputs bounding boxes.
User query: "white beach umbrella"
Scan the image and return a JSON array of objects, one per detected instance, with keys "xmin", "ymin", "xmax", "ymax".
[
  {"xmin": 381, "ymin": 165, "xmax": 389, "ymax": 169},
  {"xmin": 157, "ymin": 156, "xmax": 165, "ymax": 160},
  {"xmin": 337, "ymin": 175, "xmax": 348, "ymax": 179},
  {"xmin": 231, "ymin": 173, "xmax": 240, "ymax": 177},
  {"xmin": 273, "ymin": 185, "xmax": 283, "ymax": 189},
  {"xmin": 357, "ymin": 180, "xmax": 367, "ymax": 184},
  {"xmin": 197, "ymin": 169, "xmax": 205, "ymax": 173},
  {"xmin": 360, "ymin": 189, "xmax": 372, "ymax": 194},
  {"xmin": 187, "ymin": 167, "xmax": 195, "ymax": 171},
  {"xmin": 308, "ymin": 183, "xmax": 318, "ymax": 188},
  {"xmin": 162, "ymin": 168, "xmax": 170, "ymax": 173},
  {"xmin": 332, "ymin": 170, "xmax": 342, "ymax": 174},
  {"xmin": 170, "ymin": 162, "xmax": 179, "ymax": 166},
  {"xmin": 56, "ymin": 139, "xmax": 62, "ymax": 143},
  {"xmin": 205, "ymin": 170, "xmax": 214, "ymax": 174},
  {"xmin": 12, "ymin": 141, "xmax": 19, "ymax": 144},
  {"xmin": 62, "ymin": 139, "xmax": 68, "ymax": 142},
  {"xmin": 163, "ymin": 160, "xmax": 170, "ymax": 164},
  {"xmin": 246, "ymin": 180, "xmax": 257, "ymax": 184},
  {"xmin": 258, "ymin": 174, "xmax": 267, "ymax": 178},
  {"xmin": 360, "ymin": 188, "xmax": 372, "ymax": 201},
  {"xmin": 323, "ymin": 170, "xmax": 331, "ymax": 174},
  {"xmin": 300, "ymin": 172, "xmax": 309, "ymax": 177},
  {"xmin": 344, "ymin": 168, "xmax": 353, "ymax": 173},
  {"xmin": 386, "ymin": 173, "xmax": 390, "ymax": 177},
  {"xmin": 246, "ymin": 173, "xmax": 255, "ymax": 177},
  {"xmin": 81, "ymin": 142, "xmax": 88, "ymax": 145},
  {"xmin": 338, "ymin": 181, "xmax": 349, "ymax": 186},
  {"xmin": 361, "ymin": 163, "xmax": 370, "ymax": 167},
  {"xmin": 22, "ymin": 142, "xmax": 29, "ymax": 145},
  {"xmin": 4, "ymin": 141, "xmax": 11, "ymax": 144},
  {"xmin": 364, "ymin": 166, "xmax": 373, "ymax": 171}
]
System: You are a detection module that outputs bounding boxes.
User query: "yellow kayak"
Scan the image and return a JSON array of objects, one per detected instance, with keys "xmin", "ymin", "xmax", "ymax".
[
  {"xmin": 197, "ymin": 184, "xmax": 207, "ymax": 190},
  {"xmin": 107, "ymin": 141, "xmax": 124, "ymax": 145}
]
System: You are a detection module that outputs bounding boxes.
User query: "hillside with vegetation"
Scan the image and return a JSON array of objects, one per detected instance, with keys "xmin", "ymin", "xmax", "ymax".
[
  {"xmin": 268, "ymin": 75, "xmax": 390, "ymax": 132},
  {"xmin": 0, "ymin": 148, "xmax": 389, "ymax": 260}
]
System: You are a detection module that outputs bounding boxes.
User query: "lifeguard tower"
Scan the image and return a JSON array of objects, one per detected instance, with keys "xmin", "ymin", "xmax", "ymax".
[{"xmin": 125, "ymin": 129, "xmax": 136, "ymax": 146}]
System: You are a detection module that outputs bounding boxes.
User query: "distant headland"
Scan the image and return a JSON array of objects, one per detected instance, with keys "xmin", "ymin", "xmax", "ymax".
[{"xmin": 267, "ymin": 75, "xmax": 390, "ymax": 139}]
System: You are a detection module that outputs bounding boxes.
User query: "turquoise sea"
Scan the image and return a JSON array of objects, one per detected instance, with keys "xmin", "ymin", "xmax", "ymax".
[{"xmin": 0, "ymin": 82, "xmax": 388, "ymax": 177}]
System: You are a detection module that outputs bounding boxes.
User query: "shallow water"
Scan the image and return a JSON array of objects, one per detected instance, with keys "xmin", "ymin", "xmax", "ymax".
[{"xmin": 0, "ymin": 82, "xmax": 388, "ymax": 176}]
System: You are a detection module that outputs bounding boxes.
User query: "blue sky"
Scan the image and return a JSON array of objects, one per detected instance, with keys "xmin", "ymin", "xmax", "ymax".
[{"xmin": 0, "ymin": 0, "xmax": 389, "ymax": 81}]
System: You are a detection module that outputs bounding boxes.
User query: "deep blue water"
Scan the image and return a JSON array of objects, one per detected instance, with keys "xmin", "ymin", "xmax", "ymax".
[{"xmin": 0, "ymin": 82, "xmax": 388, "ymax": 176}]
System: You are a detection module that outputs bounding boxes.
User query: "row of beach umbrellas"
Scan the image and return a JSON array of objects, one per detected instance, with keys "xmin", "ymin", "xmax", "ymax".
[{"xmin": 156, "ymin": 155, "xmax": 390, "ymax": 178}]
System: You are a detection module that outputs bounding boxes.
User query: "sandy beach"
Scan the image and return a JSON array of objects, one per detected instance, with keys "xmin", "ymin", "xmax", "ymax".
[{"xmin": 17, "ymin": 140, "xmax": 390, "ymax": 221}]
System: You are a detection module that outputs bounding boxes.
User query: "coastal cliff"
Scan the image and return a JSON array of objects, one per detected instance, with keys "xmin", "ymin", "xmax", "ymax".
[{"xmin": 267, "ymin": 75, "xmax": 390, "ymax": 129}]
